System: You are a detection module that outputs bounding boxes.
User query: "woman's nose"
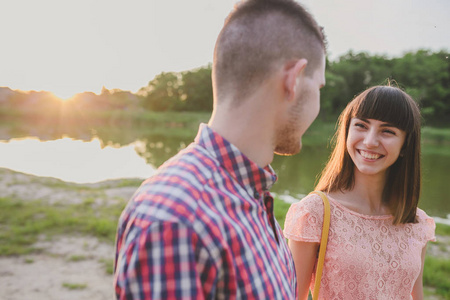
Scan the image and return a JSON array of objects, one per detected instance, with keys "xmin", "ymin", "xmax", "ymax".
[{"xmin": 363, "ymin": 130, "xmax": 379, "ymax": 148}]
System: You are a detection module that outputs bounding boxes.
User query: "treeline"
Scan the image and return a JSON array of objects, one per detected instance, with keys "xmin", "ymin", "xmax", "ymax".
[
  {"xmin": 323, "ymin": 50, "xmax": 450, "ymax": 124},
  {"xmin": 138, "ymin": 66, "xmax": 213, "ymax": 112},
  {"xmin": 137, "ymin": 49, "xmax": 449, "ymax": 125},
  {"xmin": 1, "ymin": 49, "xmax": 449, "ymax": 126}
]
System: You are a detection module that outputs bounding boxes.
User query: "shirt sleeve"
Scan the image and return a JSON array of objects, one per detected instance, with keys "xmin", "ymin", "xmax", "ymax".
[
  {"xmin": 114, "ymin": 221, "xmax": 216, "ymax": 299},
  {"xmin": 416, "ymin": 208, "xmax": 437, "ymax": 246},
  {"xmin": 283, "ymin": 194, "xmax": 324, "ymax": 243}
]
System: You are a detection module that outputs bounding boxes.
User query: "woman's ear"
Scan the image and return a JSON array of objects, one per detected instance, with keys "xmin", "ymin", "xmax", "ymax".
[{"xmin": 284, "ymin": 59, "xmax": 308, "ymax": 101}]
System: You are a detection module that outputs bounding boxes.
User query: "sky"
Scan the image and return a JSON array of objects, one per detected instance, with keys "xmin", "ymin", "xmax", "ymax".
[{"xmin": 1, "ymin": 0, "xmax": 449, "ymax": 99}]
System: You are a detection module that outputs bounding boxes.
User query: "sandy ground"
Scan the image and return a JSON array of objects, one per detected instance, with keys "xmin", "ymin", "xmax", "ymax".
[
  {"xmin": 0, "ymin": 168, "xmax": 139, "ymax": 300},
  {"xmin": 0, "ymin": 236, "xmax": 114, "ymax": 300}
]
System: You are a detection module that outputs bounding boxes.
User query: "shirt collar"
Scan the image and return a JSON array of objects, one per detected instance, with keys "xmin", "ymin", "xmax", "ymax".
[{"xmin": 195, "ymin": 123, "xmax": 277, "ymax": 199}]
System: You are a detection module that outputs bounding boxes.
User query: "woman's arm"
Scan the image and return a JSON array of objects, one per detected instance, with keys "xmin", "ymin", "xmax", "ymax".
[
  {"xmin": 288, "ymin": 240, "xmax": 319, "ymax": 300},
  {"xmin": 411, "ymin": 245, "xmax": 427, "ymax": 300}
]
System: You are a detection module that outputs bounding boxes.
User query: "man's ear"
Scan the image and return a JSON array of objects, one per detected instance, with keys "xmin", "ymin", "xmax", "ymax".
[{"xmin": 284, "ymin": 59, "xmax": 308, "ymax": 101}]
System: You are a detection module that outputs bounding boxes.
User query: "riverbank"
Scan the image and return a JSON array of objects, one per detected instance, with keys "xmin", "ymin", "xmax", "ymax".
[
  {"xmin": 0, "ymin": 168, "xmax": 138, "ymax": 299},
  {"xmin": 0, "ymin": 168, "xmax": 449, "ymax": 299}
]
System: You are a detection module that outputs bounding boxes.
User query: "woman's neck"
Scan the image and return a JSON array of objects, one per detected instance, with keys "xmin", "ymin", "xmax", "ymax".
[{"xmin": 331, "ymin": 169, "xmax": 390, "ymax": 216}]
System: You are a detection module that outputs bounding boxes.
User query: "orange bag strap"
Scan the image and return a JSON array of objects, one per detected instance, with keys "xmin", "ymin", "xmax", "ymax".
[{"xmin": 310, "ymin": 191, "xmax": 331, "ymax": 300}]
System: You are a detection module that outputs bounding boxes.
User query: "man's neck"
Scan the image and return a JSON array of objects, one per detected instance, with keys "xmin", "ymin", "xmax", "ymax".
[{"xmin": 208, "ymin": 102, "xmax": 275, "ymax": 167}]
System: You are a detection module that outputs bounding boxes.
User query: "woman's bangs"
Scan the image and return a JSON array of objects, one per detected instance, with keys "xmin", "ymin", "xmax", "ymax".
[{"xmin": 353, "ymin": 87, "xmax": 413, "ymax": 131}]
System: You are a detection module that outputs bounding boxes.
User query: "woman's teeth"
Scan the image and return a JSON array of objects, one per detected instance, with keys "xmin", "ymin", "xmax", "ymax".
[{"xmin": 360, "ymin": 150, "xmax": 381, "ymax": 160}]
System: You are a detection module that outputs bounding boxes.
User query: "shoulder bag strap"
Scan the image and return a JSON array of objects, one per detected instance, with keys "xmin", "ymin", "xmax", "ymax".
[{"xmin": 310, "ymin": 191, "xmax": 331, "ymax": 300}]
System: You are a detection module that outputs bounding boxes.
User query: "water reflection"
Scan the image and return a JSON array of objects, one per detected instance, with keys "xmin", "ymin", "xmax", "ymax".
[
  {"xmin": 0, "ymin": 137, "xmax": 155, "ymax": 183},
  {"xmin": 1, "ymin": 122, "xmax": 449, "ymax": 218},
  {"xmin": 135, "ymin": 134, "xmax": 191, "ymax": 167},
  {"xmin": 271, "ymin": 147, "xmax": 330, "ymax": 196}
]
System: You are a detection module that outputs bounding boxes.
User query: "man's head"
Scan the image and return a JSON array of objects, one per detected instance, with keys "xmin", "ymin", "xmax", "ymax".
[
  {"xmin": 212, "ymin": 0, "xmax": 326, "ymax": 105},
  {"xmin": 273, "ymin": 54, "xmax": 326, "ymax": 155}
]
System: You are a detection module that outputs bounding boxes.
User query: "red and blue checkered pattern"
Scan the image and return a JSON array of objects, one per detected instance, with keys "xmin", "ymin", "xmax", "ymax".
[{"xmin": 114, "ymin": 124, "xmax": 297, "ymax": 299}]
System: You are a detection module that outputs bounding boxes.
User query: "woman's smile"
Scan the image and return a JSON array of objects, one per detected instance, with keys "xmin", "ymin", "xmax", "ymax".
[{"xmin": 357, "ymin": 149, "xmax": 384, "ymax": 161}]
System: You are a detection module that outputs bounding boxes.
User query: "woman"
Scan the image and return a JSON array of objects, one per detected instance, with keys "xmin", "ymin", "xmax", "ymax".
[{"xmin": 284, "ymin": 85, "xmax": 436, "ymax": 299}]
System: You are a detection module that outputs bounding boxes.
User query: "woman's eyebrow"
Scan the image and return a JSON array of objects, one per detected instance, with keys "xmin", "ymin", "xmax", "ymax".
[
  {"xmin": 358, "ymin": 118, "xmax": 396, "ymax": 128},
  {"xmin": 380, "ymin": 123, "xmax": 396, "ymax": 128}
]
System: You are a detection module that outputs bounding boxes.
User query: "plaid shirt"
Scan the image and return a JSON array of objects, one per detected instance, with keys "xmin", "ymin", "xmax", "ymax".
[{"xmin": 114, "ymin": 124, "xmax": 297, "ymax": 299}]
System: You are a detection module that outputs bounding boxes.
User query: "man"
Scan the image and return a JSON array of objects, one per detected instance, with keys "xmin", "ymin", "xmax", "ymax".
[{"xmin": 114, "ymin": 0, "xmax": 326, "ymax": 298}]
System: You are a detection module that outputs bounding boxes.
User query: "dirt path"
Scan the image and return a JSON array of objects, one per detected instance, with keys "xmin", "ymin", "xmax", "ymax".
[{"xmin": 0, "ymin": 236, "xmax": 114, "ymax": 300}]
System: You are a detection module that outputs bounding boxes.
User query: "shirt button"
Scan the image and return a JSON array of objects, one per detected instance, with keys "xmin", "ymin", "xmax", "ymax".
[{"xmin": 254, "ymin": 191, "xmax": 260, "ymax": 199}]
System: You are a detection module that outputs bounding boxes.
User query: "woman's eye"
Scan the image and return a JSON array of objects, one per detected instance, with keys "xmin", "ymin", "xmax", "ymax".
[
  {"xmin": 355, "ymin": 123, "xmax": 366, "ymax": 129},
  {"xmin": 383, "ymin": 130, "xmax": 396, "ymax": 135}
]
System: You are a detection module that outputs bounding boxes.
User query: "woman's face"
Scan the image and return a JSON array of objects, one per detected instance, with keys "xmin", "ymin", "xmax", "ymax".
[{"xmin": 346, "ymin": 118, "xmax": 406, "ymax": 177}]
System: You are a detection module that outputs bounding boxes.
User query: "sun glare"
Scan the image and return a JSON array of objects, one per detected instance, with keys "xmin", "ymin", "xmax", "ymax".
[{"xmin": 52, "ymin": 88, "xmax": 97, "ymax": 101}]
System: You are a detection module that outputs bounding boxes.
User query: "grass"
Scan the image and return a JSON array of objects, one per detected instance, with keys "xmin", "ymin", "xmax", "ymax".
[
  {"xmin": 31, "ymin": 177, "xmax": 98, "ymax": 191},
  {"xmin": 423, "ymin": 256, "xmax": 450, "ymax": 299},
  {"xmin": 62, "ymin": 282, "xmax": 87, "ymax": 290},
  {"xmin": 436, "ymin": 223, "xmax": 450, "ymax": 236},
  {"xmin": 0, "ymin": 196, "xmax": 125, "ymax": 256},
  {"xmin": 99, "ymin": 258, "xmax": 114, "ymax": 275},
  {"xmin": 68, "ymin": 255, "xmax": 87, "ymax": 262},
  {"xmin": 422, "ymin": 126, "xmax": 450, "ymax": 143},
  {"xmin": 273, "ymin": 196, "xmax": 293, "ymax": 229},
  {"xmin": 102, "ymin": 110, "xmax": 211, "ymax": 126},
  {"xmin": 422, "ymin": 127, "xmax": 450, "ymax": 156},
  {"xmin": 106, "ymin": 178, "xmax": 143, "ymax": 188},
  {"xmin": 428, "ymin": 223, "xmax": 450, "ymax": 298}
]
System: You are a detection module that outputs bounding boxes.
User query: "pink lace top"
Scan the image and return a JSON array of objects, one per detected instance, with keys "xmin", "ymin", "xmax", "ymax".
[{"xmin": 284, "ymin": 193, "xmax": 436, "ymax": 300}]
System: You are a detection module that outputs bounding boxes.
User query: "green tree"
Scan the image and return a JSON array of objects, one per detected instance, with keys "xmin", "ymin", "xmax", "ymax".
[
  {"xmin": 328, "ymin": 51, "xmax": 394, "ymax": 101},
  {"xmin": 139, "ymin": 72, "xmax": 182, "ymax": 111},
  {"xmin": 323, "ymin": 49, "xmax": 450, "ymax": 125},
  {"xmin": 181, "ymin": 65, "xmax": 213, "ymax": 111},
  {"xmin": 320, "ymin": 71, "xmax": 350, "ymax": 120},
  {"xmin": 391, "ymin": 50, "xmax": 450, "ymax": 123}
]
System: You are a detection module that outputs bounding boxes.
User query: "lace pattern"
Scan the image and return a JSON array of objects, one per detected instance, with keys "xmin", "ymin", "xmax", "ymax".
[{"xmin": 284, "ymin": 194, "xmax": 436, "ymax": 300}]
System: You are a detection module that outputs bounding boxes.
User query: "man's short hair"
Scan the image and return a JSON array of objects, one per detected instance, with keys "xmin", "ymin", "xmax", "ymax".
[{"xmin": 213, "ymin": 0, "xmax": 326, "ymax": 102}]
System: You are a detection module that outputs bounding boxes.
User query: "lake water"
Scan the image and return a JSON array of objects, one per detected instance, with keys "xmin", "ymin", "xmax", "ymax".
[{"xmin": 1, "ymin": 122, "xmax": 449, "ymax": 219}]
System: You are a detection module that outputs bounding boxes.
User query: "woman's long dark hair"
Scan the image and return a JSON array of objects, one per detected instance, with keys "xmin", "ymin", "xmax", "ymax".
[{"xmin": 315, "ymin": 85, "xmax": 422, "ymax": 224}]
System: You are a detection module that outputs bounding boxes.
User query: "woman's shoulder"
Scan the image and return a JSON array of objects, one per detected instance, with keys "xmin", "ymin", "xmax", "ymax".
[
  {"xmin": 416, "ymin": 208, "xmax": 436, "ymax": 227},
  {"xmin": 416, "ymin": 208, "xmax": 435, "ymax": 224},
  {"xmin": 285, "ymin": 192, "xmax": 325, "ymax": 225},
  {"xmin": 291, "ymin": 192, "xmax": 325, "ymax": 212},
  {"xmin": 414, "ymin": 208, "xmax": 436, "ymax": 243},
  {"xmin": 284, "ymin": 192, "xmax": 325, "ymax": 242}
]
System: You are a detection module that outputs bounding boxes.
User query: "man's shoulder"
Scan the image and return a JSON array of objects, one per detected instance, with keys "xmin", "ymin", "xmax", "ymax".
[
  {"xmin": 158, "ymin": 143, "xmax": 218, "ymax": 182},
  {"xmin": 127, "ymin": 144, "xmax": 220, "ymax": 222}
]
